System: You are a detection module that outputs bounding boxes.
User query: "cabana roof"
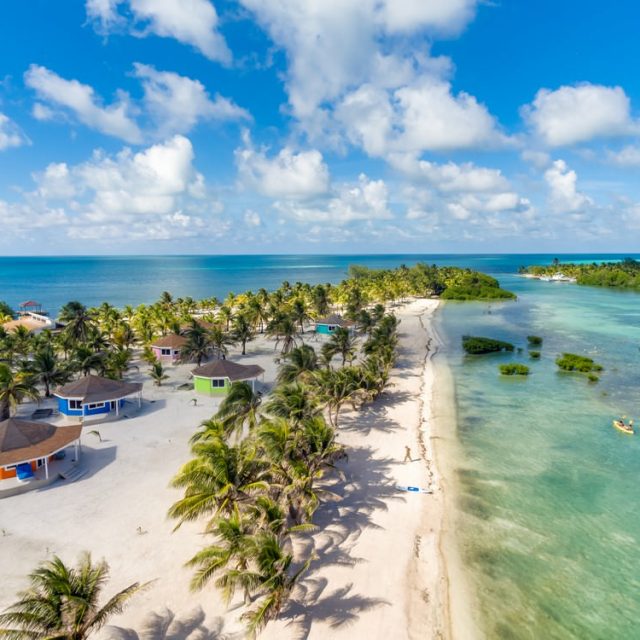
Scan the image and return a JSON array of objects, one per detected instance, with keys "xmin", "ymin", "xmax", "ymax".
[
  {"xmin": 55, "ymin": 375, "xmax": 142, "ymax": 403},
  {"xmin": 0, "ymin": 419, "xmax": 82, "ymax": 467},
  {"xmin": 151, "ymin": 334, "xmax": 187, "ymax": 349},
  {"xmin": 19, "ymin": 300, "xmax": 41, "ymax": 308},
  {"xmin": 315, "ymin": 314, "xmax": 352, "ymax": 326},
  {"xmin": 192, "ymin": 360, "xmax": 264, "ymax": 381}
]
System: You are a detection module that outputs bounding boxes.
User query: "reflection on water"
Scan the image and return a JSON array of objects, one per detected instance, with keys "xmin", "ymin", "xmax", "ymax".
[{"xmin": 441, "ymin": 275, "xmax": 640, "ymax": 639}]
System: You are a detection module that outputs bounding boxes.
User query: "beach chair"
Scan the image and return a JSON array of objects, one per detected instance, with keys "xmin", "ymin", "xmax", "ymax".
[{"xmin": 16, "ymin": 463, "xmax": 35, "ymax": 481}]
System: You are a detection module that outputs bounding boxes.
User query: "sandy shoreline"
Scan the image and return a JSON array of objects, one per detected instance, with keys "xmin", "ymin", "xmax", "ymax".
[{"xmin": 0, "ymin": 299, "xmax": 476, "ymax": 640}]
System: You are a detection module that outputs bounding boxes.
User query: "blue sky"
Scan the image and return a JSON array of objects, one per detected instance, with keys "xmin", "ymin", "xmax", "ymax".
[{"xmin": 1, "ymin": 0, "xmax": 640, "ymax": 254}]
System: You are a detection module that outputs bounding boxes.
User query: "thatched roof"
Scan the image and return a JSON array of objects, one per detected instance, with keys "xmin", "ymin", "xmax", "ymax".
[
  {"xmin": 0, "ymin": 419, "xmax": 82, "ymax": 467},
  {"xmin": 55, "ymin": 375, "xmax": 142, "ymax": 403},
  {"xmin": 192, "ymin": 360, "xmax": 264, "ymax": 381},
  {"xmin": 151, "ymin": 334, "xmax": 186, "ymax": 349}
]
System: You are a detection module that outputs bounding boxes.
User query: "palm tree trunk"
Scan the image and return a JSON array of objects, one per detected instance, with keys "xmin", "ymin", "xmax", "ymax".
[{"xmin": 0, "ymin": 400, "xmax": 9, "ymax": 420}]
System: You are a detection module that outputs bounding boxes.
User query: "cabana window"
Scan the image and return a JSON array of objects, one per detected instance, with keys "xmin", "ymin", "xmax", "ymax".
[
  {"xmin": 211, "ymin": 379, "xmax": 225, "ymax": 388},
  {"xmin": 69, "ymin": 400, "xmax": 82, "ymax": 410}
]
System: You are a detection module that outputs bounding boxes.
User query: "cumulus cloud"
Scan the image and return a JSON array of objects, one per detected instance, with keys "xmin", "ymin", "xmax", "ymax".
[
  {"xmin": 523, "ymin": 83, "xmax": 637, "ymax": 147},
  {"xmin": 235, "ymin": 134, "xmax": 330, "ymax": 198},
  {"xmin": 275, "ymin": 174, "xmax": 392, "ymax": 224},
  {"xmin": 0, "ymin": 113, "xmax": 28, "ymax": 151},
  {"xmin": 544, "ymin": 159, "xmax": 593, "ymax": 212},
  {"xmin": 133, "ymin": 63, "xmax": 250, "ymax": 137},
  {"xmin": 86, "ymin": 0, "xmax": 231, "ymax": 64},
  {"xmin": 239, "ymin": 0, "xmax": 500, "ymax": 156},
  {"xmin": 24, "ymin": 64, "xmax": 142, "ymax": 143},
  {"xmin": 25, "ymin": 64, "xmax": 247, "ymax": 142}
]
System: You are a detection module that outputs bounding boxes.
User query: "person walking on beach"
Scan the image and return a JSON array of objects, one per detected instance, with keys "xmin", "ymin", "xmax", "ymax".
[{"xmin": 404, "ymin": 445, "xmax": 412, "ymax": 463}]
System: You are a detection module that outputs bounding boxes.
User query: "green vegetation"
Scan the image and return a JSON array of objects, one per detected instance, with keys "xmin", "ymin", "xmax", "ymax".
[
  {"xmin": 462, "ymin": 336, "xmax": 515, "ymax": 355},
  {"xmin": 527, "ymin": 335, "xmax": 543, "ymax": 346},
  {"xmin": 556, "ymin": 353, "xmax": 603, "ymax": 373},
  {"xmin": 529, "ymin": 351, "xmax": 541, "ymax": 359},
  {"xmin": 0, "ymin": 553, "xmax": 147, "ymax": 639},
  {"xmin": 499, "ymin": 364, "xmax": 530, "ymax": 376},
  {"xmin": 521, "ymin": 258, "xmax": 640, "ymax": 291},
  {"xmin": 588, "ymin": 374, "xmax": 600, "ymax": 383}
]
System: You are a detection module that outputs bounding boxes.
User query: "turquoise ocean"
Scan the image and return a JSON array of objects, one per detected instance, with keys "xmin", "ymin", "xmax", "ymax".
[{"xmin": 3, "ymin": 253, "xmax": 640, "ymax": 638}]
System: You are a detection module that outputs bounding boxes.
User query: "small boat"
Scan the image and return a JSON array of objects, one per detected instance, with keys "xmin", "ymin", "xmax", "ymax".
[{"xmin": 613, "ymin": 419, "xmax": 634, "ymax": 435}]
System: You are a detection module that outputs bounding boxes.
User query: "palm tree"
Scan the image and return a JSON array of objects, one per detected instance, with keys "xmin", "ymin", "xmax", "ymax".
[
  {"xmin": 216, "ymin": 382, "xmax": 262, "ymax": 437},
  {"xmin": 0, "ymin": 364, "xmax": 40, "ymax": 420},
  {"xmin": 232, "ymin": 314, "xmax": 254, "ymax": 356},
  {"xmin": 169, "ymin": 439, "xmax": 269, "ymax": 528},
  {"xmin": 313, "ymin": 367, "xmax": 362, "ymax": 428},
  {"xmin": 277, "ymin": 345, "xmax": 318, "ymax": 384},
  {"xmin": 59, "ymin": 301, "xmax": 96, "ymax": 344},
  {"xmin": 208, "ymin": 325, "xmax": 235, "ymax": 360},
  {"xmin": 105, "ymin": 349, "xmax": 135, "ymax": 380},
  {"xmin": 0, "ymin": 552, "xmax": 148, "ymax": 640},
  {"xmin": 186, "ymin": 507, "xmax": 257, "ymax": 603},
  {"xmin": 289, "ymin": 298, "xmax": 310, "ymax": 333},
  {"xmin": 266, "ymin": 315, "xmax": 300, "ymax": 355},
  {"xmin": 312, "ymin": 285, "xmax": 330, "ymax": 317},
  {"xmin": 28, "ymin": 346, "xmax": 73, "ymax": 397},
  {"xmin": 326, "ymin": 326, "xmax": 357, "ymax": 366},
  {"xmin": 149, "ymin": 361, "xmax": 169, "ymax": 386},
  {"xmin": 264, "ymin": 383, "xmax": 321, "ymax": 424},
  {"xmin": 180, "ymin": 321, "xmax": 212, "ymax": 367},
  {"xmin": 241, "ymin": 532, "xmax": 312, "ymax": 637}
]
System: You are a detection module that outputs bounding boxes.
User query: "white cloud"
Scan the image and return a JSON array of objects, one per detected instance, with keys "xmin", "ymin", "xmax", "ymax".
[
  {"xmin": 239, "ymin": 0, "xmax": 498, "ymax": 156},
  {"xmin": 378, "ymin": 0, "xmax": 476, "ymax": 34},
  {"xmin": 86, "ymin": 0, "xmax": 231, "ymax": 64},
  {"xmin": 244, "ymin": 209, "xmax": 261, "ymax": 227},
  {"xmin": 607, "ymin": 145, "xmax": 640, "ymax": 167},
  {"xmin": 34, "ymin": 163, "xmax": 77, "ymax": 200},
  {"xmin": 275, "ymin": 173, "xmax": 392, "ymax": 224},
  {"xmin": 24, "ymin": 64, "xmax": 142, "ymax": 143},
  {"xmin": 0, "ymin": 200, "xmax": 68, "ymax": 229},
  {"xmin": 391, "ymin": 155, "xmax": 509, "ymax": 192},
  {"xmin": 544, "ymin": 159, "xmax": 592, "ymax": 212},
  {"xmin": 0, "ymin": 113, "xmax": 27, "ymax": 151},
  {"xmin": 235, "ymin": 134, "xmax": 330, "ymax": 198},
  {"xmin": 523, "ymin": 83, "xmax": 637, "ymax": 147},
  {"xmin": 133, "ymin": 63, "xmax": 250, "ymax": 137}
]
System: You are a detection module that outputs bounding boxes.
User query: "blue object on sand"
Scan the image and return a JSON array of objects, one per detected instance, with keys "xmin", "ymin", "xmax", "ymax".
[
  {"xmin": 396, "ymin": 484, "xmax": 433, "ymax": 494},
  {"xmin": 16, "ymin": 463, "xmax": 35, "ymax": 481}
]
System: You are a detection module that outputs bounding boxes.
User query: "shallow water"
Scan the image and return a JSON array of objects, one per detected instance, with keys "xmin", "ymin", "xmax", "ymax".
[{"xmin": 440, "ymin": 274, "xmax": 640, "ymax": 639}]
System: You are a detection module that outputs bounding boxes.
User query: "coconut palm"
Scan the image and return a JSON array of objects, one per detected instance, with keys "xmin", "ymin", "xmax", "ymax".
[
  {"xmin": 326, "ymin": 326, "xmax": 357, "ymax": 366},
  {"xmin": 232, "ymin": 314, "xmax": 254, "ymax": 356},
  {"xmin": 105, "ymin": 349, "xmax": 135, "ymax": 380},
  {"xmin": 264, "ymin": 383, "xmax": 321, "ymax": 424},
  {"xmin": 180, "ymin": 321, "xmax": 212, "ymax": 367},
  {"xmin": 276, "ymin": 344, "xmax": 318, "ymax": 384},
  {"xmin": 59, "ymin": 301, "xmax": 96, "ymax": 344},
  {"xmin": 149, "ymin": 361, "xmax": 169, "ymax": 387},
  {"xmin": 241, "ymin": 532, "xmax": 313, "ymax": 637},
  {"xmin": 289, "ymin": 298, "xmax": 311, "ymax": 333},
  {"xmin": 313, "ymin": 367, "xmax": 362, "ymax": 428},
  {"xmin": 186, "ymin": 507, "xmax": 257, "ymax": 602},
  {"xmin": 0, "ymin": 552, "xmax": 148, "ymax": 640},
  {"xmin": 266, "ymin": 315, "xmax": 300, "ymax": 355},
  {"xmin": 28, "ymin": 346, "xmax": 73, "ymax": 397},
  {"xmin": 0, "ymin": 364, "xmax": 39, "ymax": 420},
  {"xmin": 169, "ymin": 438, "xmax": 269, "ymax": 528},
  {"xmin": 216, "ymin": 382, "xmax": 262, "ymax": 437},
  {"xmin": 312, "ymin": 285, "xmax": 330, "ymax": 317},
  {"xmin": 209, "ymin": 325, "xmax": 235, "ymax": 360}
]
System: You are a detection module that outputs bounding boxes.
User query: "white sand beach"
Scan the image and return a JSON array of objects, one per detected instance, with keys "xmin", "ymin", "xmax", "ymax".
[{"xmin": 0, "ymin": 299, "xmax": 471, "ymax": 640}]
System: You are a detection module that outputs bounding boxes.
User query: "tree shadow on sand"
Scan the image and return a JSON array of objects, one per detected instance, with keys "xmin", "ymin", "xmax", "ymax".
[
  {"xmin": 279, "ymin": 580, "xmax": 390, "ymax": 640},
  {"xmin": 104, "ymin": 607, "xmax": 239, "ymax": 640}
]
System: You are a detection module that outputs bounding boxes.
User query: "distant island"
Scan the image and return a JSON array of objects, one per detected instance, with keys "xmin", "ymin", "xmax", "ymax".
[{"xmin": 520, "ymin": 258, "xmax": 640, "ymax": 290}]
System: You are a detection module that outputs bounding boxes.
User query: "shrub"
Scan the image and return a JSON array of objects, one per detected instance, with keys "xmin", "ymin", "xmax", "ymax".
[
  {"xmin": 556, "ymin": 353, "xmax": 603, "ymax": 373},
  {"xmin": 462, "ymin": 336, "xmax": 515, "ymax": 355},
  {"xmin": 529, "ymin": 351, "xmax": 541, "ymax": 359},
  {"xmin": 527, "ymin": 335, "xmax": 543, "ymax": 346},
  {"xmin": 499, "ymin": 364, "xmax": 530, "ymax": 376},
  {"xmin": 588, "ymin": 374, "xmax": 599, "ymax": 383}
]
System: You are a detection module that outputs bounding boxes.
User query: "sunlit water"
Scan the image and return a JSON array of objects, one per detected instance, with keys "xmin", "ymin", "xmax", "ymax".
[{"xmin": 440, "ymin": 273, "xmax": 640, "ymax": 639}]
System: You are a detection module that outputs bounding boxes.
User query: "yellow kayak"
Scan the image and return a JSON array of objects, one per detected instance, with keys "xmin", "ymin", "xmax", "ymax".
[{"xmin": 613, "ymin": 420, "xmax": 634, "ymax": 435}]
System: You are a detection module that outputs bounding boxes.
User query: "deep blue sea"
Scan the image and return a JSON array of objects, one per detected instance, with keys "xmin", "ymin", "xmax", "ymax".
[{"xmin": 0, "ymin": 253, "xmax": 633, "ymax": 314}]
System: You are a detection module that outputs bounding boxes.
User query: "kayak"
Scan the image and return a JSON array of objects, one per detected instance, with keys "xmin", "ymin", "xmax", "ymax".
[{"xmin": 613, "ymin": 420, "xmax": 634, "ymax": 435}]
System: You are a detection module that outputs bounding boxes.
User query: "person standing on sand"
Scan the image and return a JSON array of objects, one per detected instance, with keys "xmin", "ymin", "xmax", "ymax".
[{"xmin": 404, "ymin": 445, "xmax": 412, "ymax": 462}]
